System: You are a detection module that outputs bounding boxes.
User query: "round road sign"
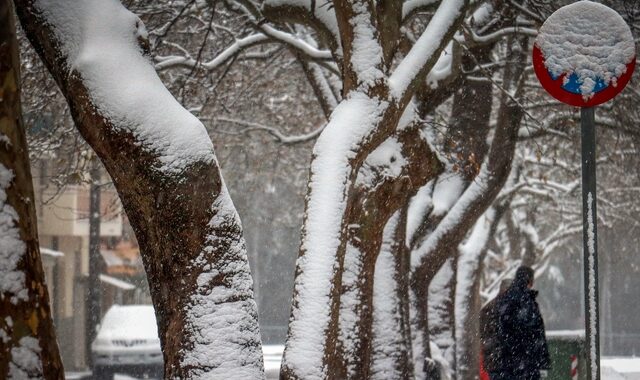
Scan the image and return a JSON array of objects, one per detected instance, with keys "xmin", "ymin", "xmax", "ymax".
[{"xmin": 533, "ymin": 1, "xmax": 636, "ymax": 107}]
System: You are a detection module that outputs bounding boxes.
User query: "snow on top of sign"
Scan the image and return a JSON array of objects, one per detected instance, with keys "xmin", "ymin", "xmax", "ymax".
[
  {"xmin": 536, "ymin": 0, "xmax": 635, "ymax": 97},
  {"xmin": 36, "ymin": 0, "xmax": 215, "ymax": 174}
]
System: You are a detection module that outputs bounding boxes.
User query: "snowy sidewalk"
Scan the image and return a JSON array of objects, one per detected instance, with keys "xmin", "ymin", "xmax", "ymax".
[{"xmin": 603, "ymin": 358, "xmax": 640, "ymax": 380}]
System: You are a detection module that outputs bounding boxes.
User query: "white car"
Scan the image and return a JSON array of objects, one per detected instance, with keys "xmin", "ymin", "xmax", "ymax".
[{"xmin": 91, "ymin": 305, "xmax": 163, "ymax": 380}]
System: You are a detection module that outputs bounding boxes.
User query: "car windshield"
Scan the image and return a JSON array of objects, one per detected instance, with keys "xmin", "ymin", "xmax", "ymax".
[{"xmin": 98, "ymin": 305, "xmax": 159, "ymax": 340}]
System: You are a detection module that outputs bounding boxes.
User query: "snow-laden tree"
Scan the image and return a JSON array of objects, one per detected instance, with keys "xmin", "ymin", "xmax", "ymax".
[
  {"xmin": 147, "ymin": 1, "xmax": 544, "ymax": 378},
  {"xmin": 14, "ymin": 0, "xmax": 265, "ymax": 378},
  {"xmin": 11, "ymin": 0, "xmax": 640, "ymax": 379},
  {"xmin": 0, "ymin": 2, "xmax": 63, "ymax": 378}
]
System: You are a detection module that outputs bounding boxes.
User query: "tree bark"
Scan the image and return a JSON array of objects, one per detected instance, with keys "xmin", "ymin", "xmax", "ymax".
[
  {"xmin": 370, "ymin": 208, "xmax": 414, "ymax": 380},
  {"xmin": 14, "ymin": 1, "xmax": 264, "ymax": 378},
  {"xmin": 338, "ymin": 124, "xmax": 442, "ymax": 379},
  {"xmin": 0, "ymin": 1, "xmax": 64, "ymax": 377},
  {"xmin": 409, "ymin": 46, "xmax": 494, "ymax": 380},
  {"xmin": 280, "ymin": 1, "xmax": 469, "ymax": 376}
]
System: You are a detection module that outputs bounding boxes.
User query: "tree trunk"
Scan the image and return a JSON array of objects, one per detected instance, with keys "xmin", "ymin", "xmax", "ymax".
[
  {"xmin": 409, "ymin": 47, "xmax": 494, "ymax": 379},
  {"xmin": 335, "ymin": 122, "xmax": 441, "ymax": 379},
  {"xmin": 14, "ymin": 1, "xmax": 264, "ymax": 378},
  {"xmin": 428, "ymin": 257, "xmax": 457, "ymax": 377},
  {"xmin": 86, "ymin": 157, "xmax": 101, "ymax": 367},
  {"xmin": 371, "ymin": 209, "xmax": 414, "ymax": 380},
  {"xmin": 452, "ymin": 35, "xmax": 529, "ymax": 380},
  {"xmin": 0, "ymin": 1, "xmax": 64, "ymax": 377}
]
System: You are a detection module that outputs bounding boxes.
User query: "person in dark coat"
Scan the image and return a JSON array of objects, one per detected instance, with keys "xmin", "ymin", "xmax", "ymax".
[
  {"xmin": 480, "ymin": 279, "xmax": 512, "ymax": 378},
  {"xmin": 493, "ymin": 266, "xmax": 551, "ymax": 380}
]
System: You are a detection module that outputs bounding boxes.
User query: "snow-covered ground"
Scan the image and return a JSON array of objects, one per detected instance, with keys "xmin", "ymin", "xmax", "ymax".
[
  {"xmin": 66, "ymin": 344, "xmax": 285, "ymax": 380},
  {"xmin": 68, "ymin": 349, "xmax": 640, "ymax": 380},
  {"xmin": 602, "ymin": 358, "xmax": 640, "ymax": 380}
]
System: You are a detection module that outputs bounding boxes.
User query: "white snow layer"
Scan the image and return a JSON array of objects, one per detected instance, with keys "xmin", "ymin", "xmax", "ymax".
[
  {"xmin": 337, "ymin": 242, "xmax": 364, "ymax": 378},
  {"xmin": 0, "ymin": 164, "xmax": 28, "ymax": 303},
  {"xmin": 455, "ymin": 209, "xmax": 495, "ymax": 375},
  {"xmin": 9, "ymin": 336, "xmax": 43, "ymax": 380},
  {"xmin": 348, "ymin": 3, "xmax": 384, "ymax": 87},
  {"xmin": 356, "ymin": 137, "xmax": 408, "ymax": 187},
  {"xmin": 96, "ymin": 305, "xmax": 159, "ymax": 341},
  {"xmin": 431, "ymin": 174, "xmax": 465, "ymax": 216},
  {"xmin": 426, "ymin": 42, "xmax": 453, "ymax": 89},
  {"xmin": 536, "ymin": 1, "xmax": 635, "ymax": 96},
  {"xmin": 390, "ymin": 0, "xmax": 466, "ymax": 99},
  {"xmin": 371, "ymin": 213, "xmax": 404, "ymax": 380},
  {"xmin": 264, "ymin": 0, "xmax": 340, "ymax": 53},
  {"xmin": 182, "ymin": 183, "xmax": 264, "ymax": 379},
  {"xmin": 427, "ymin": 259, "xmax": 456, "ymax": 374},
  {"xmin": 35, "ymin": 0, "xmax": 215, "ymax": 174},
  {"xmin": 1, "ymin": 159, "xmax": 43, "ymax": 380},
  {"xmin": 284, "ymin": 92, "xmax": 386, "ymax": 379},
  {"xmin": 412, "ymin": 165, "xmax": 489, "ymax": 269},
  {"xmin": 406, "ymin": 182, "xmax": 434, "ymax": 245}
]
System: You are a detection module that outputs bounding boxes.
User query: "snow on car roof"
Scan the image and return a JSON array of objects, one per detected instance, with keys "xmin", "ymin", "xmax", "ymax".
[
  {"xmin": 97, "ymin": 305, "xmax": 159, "ymax": 340},
  {"xmin": 536, "ymin": 1, "xmax": 635, "ymax": 97}
]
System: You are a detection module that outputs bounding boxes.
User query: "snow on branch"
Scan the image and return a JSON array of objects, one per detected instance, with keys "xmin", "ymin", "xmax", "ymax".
[
  {"xmin": 155, "ymin": 34, "xmax": 270, "ymax": 71},
  {"xmin": 300, "ymin": 59, "xmax": 340, "ymax": 117},
  {"xmin": 411, "ymin": 164, "xmax": 491, "ymax": 269},
  {"xmin": 35, "ymin": 0, "xmax": 215, "ymax": 174},
  {"xmin": 233, "ymin": 0, "xmax": 333, "ymax": 60},
  {"xmin": 389, "ymin": 0, "xmax": 467, "ymax": 101},
  {"xmin": 402, "ymin": 0, "xmax": 440, "ymax": 22},
  {"xmin": 260, "ymin": 24, "xmax": 333, "ymax": 60},
  {"xmin": 155, "ymin": 25, "xmax": 332, "ymax": 73},
  {"xmin": 216, "ymin": 117, "xmax": 324, "ymax": 144},
  {"xmin": 262, "ymin": 0, "xmax": 341, "ymax": 54},
  {"xmin": 461, "ymin": 25, "xmax": 538, "ymax": 45},
  {"xmin": 333, "ymin": 1, "xmax": 385, "ymax": 90}
]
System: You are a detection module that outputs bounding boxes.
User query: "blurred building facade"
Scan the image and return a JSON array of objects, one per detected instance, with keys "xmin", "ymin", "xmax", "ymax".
[{"xmin": 33, "ymin": 161, "xmax": 149, "ymax": 370}]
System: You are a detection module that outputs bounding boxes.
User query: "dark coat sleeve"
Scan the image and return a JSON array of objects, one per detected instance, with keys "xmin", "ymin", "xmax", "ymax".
[{"xmin": 530, "ymin": 295, "xmax": 551, "ymax": 369}]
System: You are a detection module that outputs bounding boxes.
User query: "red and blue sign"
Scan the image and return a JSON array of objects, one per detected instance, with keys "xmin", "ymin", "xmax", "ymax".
[{"xmin": 533, "ymin": 45, "xmax": 636, "ymax": 108}]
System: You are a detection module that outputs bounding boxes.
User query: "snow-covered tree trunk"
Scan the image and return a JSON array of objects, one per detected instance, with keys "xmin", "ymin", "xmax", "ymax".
[
  {"xmin": 337, "ymin": 121, "xmax": 441, "ymax": 379},
  {"xmin": 0, "ymin": 2, "xmax": 63, "ymax": 377},
  {"xmin": 410, "ymin": 38, "xmax": 526, "ymax": 380},
  {"xmin": 452, "ymin": 35, "xmax": 529, "ymax": 380},
  {"xmin": 454, "ymin": 209, "xmax": 496, "ymax": 380},
  {"xmin": 427, "ymin": 258, "xmax": 457, "ymax": 377},
  {"xmin": 277, "ymin": 1, "xmax": 470, "ymax": 378},
  {"xmin": 409, "ymin": 46, "xmax": 494, "ymax": 379},
  {"xmin": 370, "ymin": 209, "xmax": 414, "ymax": 380},
  {"xmin": 14, "ymin": 0, "xmax": 264, "ymax": 378}
]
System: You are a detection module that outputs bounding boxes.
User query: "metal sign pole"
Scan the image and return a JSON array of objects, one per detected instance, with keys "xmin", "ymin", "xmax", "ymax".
[{"xmin": 581, "ymin": 106, "xmax": 600, "ymax": 380}]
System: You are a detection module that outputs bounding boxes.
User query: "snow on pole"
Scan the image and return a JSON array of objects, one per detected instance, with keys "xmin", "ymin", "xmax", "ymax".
[{"xmin": 533, "ymin": 3, "xmax": 636, "ymax": 380}]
